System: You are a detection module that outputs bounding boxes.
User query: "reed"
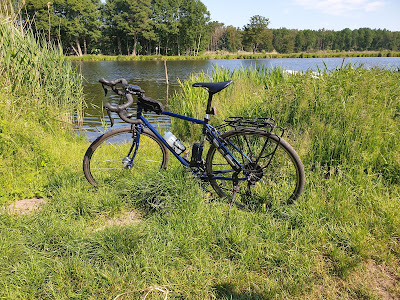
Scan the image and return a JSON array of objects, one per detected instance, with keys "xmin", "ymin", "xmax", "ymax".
[
  {"xmin": 1, "ymin": 3, "xmax": 399, "ymax": 296},
  {"xmin": 171, "ymin": 64, "xmax": 400, "ymax": 184},
  {"xmin": 0, "ymin": 0, "xmax": 13, "ymax": 16},
  {"xmin": 171, "ymin": 65, "xmax": 288, "ymax": 140},
  {"xmin": 0, "ymin": 12, "xmax": 84, "ymax": 123},
  {"xmin": 0, "ymin": 5, "xmax": 86, "ymax": 201}
]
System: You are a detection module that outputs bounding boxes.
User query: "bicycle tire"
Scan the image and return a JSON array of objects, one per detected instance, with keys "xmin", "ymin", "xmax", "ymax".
[
  {"xmin": 83, "ymin": 127, "xmax": 168, "ymax": 186},
  {"xmin": 206, "ymin": 127, "xmax": 304, "ymax": 209}
]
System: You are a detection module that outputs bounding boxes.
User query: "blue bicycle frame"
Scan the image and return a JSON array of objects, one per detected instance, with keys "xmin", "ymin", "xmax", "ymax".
[{"xmin": 131, "ymin": 106, "xmax": 246, "ymax": 179}]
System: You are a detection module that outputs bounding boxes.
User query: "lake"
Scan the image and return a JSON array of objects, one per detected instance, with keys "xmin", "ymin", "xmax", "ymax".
[{"xmin": 75, "ymin": 57, "xmax": 400, "ymax": 140}]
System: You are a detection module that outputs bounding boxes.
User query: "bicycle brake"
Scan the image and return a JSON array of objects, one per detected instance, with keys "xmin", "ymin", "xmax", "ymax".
[
  {"xmin": 106, "ymin": 109, "xmax": 115, "ymax": 127},
  {"xmin": 101, "ymin": 84, "xmax": 108, "ymax": 96}
]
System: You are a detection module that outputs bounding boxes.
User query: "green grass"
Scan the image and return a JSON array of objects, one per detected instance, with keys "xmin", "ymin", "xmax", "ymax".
[
  {"xmin": 1, "ymin": 165, "xmax": 399, "ymax": 298},
  {"xmin": 0, "ymin": 13, "xmax": 84, "ymax": 123},
  {"xmin": 0, "ymin": 102, "xmax": 88, "ymax": 201},
  {"xmin": 2, "ymin": 65, "xmax": 399, "ymax": 299},
  {"xmin": 172, "ymin": 64, "xmax": 400, "ymax": 184},
  {"xmin": 1, "ymin": 6, "xmax": 400, "ymax": 298},
  {"xmin": 0, "ymin": 11, "xmax": 86, "ymax": 202}
]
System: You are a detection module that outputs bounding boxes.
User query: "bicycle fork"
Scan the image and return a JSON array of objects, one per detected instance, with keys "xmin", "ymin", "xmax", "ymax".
[{"xmin": 122, "ymin": 125, "xmax": 142, "ymax": 169}]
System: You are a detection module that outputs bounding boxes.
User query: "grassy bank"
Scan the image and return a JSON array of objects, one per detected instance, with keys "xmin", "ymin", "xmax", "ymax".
[
  {"xmin": 1, "ymin": 9, "xmax": 400, "ymax": 299},
  {"xmin": 67, "ymin": 51, "xmax": 400, "ymax": 61},
  {"xmin": 0, "ymin": 14, "xmax": 85, "ymax": 202},
  {"xmin": 2, "ymin": 69, "xmax": 399, "ymax": 298}
]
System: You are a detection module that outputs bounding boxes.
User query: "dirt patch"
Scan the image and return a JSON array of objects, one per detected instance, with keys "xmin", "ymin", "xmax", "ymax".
[
  {"xmin": 362, "ymin": 260, "xmax": 400, "ymax": 299},
  {"xmin": 6, "ymin": 198, "xmax": 46, "ymax": 215},
  {"xmin": 95, "ymin": 210, "xmax": 141, "ymax": 231},
  {"xmin": 309, "ymin": 259, "xmax": 400, "ymax": 299}
]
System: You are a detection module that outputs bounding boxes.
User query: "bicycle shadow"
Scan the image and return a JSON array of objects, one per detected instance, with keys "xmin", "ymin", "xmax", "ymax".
[{"xmin": 213, "ymin": 282, "xmax": 266, "ymax": 299}]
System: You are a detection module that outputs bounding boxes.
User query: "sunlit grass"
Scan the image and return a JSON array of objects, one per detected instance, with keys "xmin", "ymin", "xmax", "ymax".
[
  {"xmin": 0, "ymin": 12, "xmax": 84, "ymax": 123},
  {"xmin": 1, "ymin": 2, "xmax": 399, "ymax": 297},
  {"xmin": 172, "ymin": 64, "xmax": 400, "ymax": 185},
  {"xmin": 86, "ymin": 129, "xmax": 168, "ymax": 185},
  {"xmin": 0, "ymin": 10, "xmax": 86, "ymax": 202}
]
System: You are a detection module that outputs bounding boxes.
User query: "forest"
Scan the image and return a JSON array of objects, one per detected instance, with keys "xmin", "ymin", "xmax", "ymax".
[{"xmin": 13, "ymin": 0, "xmax": 400, "ymax": 56}]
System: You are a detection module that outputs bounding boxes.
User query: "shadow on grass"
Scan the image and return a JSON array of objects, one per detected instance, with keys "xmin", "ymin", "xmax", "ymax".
[{"xmin": 213, "ymin": 283, "xmax": 265, "ymax": 299}]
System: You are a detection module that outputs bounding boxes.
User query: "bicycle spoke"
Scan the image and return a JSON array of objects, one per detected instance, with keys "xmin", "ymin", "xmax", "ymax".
[
  {"xmin": 206, "ymin": 128, "xmax": 304, "ymax": 209},
  {"xmin": 84, "ymin": 128, "xmax": 167, "ymax": 186}
]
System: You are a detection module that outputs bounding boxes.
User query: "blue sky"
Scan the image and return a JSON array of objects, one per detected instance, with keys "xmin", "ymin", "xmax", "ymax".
[{"xmin": 200, "ymin": 0, "xmax": 400, "ymax": 31}]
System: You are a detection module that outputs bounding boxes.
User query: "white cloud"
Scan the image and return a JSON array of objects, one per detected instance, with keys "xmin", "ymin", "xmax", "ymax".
[
  {"xmin": 294, "ymin": 0, "xmax": 386, "ymax": 16},
  {"xmin": 365, "ymin": 1, "xmax": 385, "ymax": 11}
]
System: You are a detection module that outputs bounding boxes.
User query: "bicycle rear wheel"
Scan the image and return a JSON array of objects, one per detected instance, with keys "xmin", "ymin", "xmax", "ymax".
[
  {"xmin": 206, "ymin": 127, "xmax": 304, "ymax": 209},
  {"xmin": 83, "ymin": 127, "xmax": 168, "ymax": 186}
]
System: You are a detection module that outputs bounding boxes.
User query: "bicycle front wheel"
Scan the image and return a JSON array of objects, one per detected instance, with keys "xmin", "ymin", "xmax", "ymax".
[
  {"xmin": 83, "ymin": 127, "xmax": 168, "ymax": 186},
  {"xmin": 206, "ymin": 127, "xmax": 304, "ymax": 209}
]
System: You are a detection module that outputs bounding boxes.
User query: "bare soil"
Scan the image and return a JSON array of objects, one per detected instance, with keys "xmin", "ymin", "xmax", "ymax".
[
  {"xmin": 94, "ymin": 210, "xmax": 141, "ymax": 231},
  {"xmin": 310, "ymin": 259, "xmax": 400, "ymax": 299},
  {"xmin": 6, "ymin": 198, "xmax": 46, "ymax": 215},
  {"xmin": 362, "ymin": 260, "xmax": 400, "ymax": 299}
]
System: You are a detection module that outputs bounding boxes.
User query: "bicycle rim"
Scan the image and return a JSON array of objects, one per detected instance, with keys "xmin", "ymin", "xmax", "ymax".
[
  {"xmin": 83, "ymin": 127, "xmax": 168, "ymax": 186},
  {"xmin": 206, "ymin": 128, "xmax": 304, "ymax": 209}
]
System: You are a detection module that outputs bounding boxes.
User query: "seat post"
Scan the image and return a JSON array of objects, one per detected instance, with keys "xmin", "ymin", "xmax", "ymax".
[{"xmin": 206, "ymin": 92, "xmax": 214, "ymax": 115}]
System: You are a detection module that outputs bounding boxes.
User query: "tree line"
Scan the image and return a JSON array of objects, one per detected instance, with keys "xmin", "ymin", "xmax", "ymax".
[{"xmin": 15, "ymin": 0, "xmax": 400, "ymax": 56}]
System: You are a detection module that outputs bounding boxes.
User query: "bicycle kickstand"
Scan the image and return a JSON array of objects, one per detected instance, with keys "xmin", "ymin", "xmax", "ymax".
[{"xmin": 229, "ymin": 172, "xmax": 240, "ymax": 213}]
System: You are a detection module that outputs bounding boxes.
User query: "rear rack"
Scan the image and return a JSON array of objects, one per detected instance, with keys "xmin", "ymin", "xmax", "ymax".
[{"xmin": 216, "ymin": 116, "xmax": 285, "ymax": 137}]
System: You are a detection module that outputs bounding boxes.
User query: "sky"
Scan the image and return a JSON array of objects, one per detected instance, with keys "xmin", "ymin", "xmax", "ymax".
[{"xmin": 200, "ymin": 0, "xmax": 400, "ymax": 31}]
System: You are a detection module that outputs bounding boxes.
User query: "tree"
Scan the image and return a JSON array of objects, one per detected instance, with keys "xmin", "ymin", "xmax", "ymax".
[
  {"xmin": 357, "ymin": 28, "xmax": 373, "ymax": 50},
  {"xmin": 103, "ymin": 0, "xmax": 153, "ymax": 56},
  {"xmin": 22, "ymin": 0, "xmax": 101, "ymax": 56},
  {"xmin": 303, "ymin": 30, "xmax": 317, "ymax": 51},
  {"xmin": 151, "ymin": 0, "xmax": 181, "ymax": 55},
  {"xmin": 242, "ymin": 15, "xmax": 271, "ymax": 53},
  {"xmin": 206, "ymin": 23, "xmax": 242, "ymax": 53},
  {"xmin": 224, "ymin": 26, "xmax": 242, "ymax": 52},
  {"xmin": 295, "ymin": 30, "xmax": 305, "ymax": 52},
  {"xmin": 273, "ymin": 28, "xmax": 296, "ymax": 53},
  {"xmin": 151, "ymin": 0, "xmax": 210, "ymax": 56},
  {"xmin": 319, "ymin": 29, "xmax": 335, "ymax": 51},
  {"xmin": 208, "ymin": 21, "xmax": 225, "ymax": 52},
  {"xmin": 336, "ymin": 28, "xmax": 353, "ymax": 51},
  {"xmin": 178, "ymin": 0, "xmax": 210, "ymax": 56}
]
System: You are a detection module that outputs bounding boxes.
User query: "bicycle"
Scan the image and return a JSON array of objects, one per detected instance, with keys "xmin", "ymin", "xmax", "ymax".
[{"xmin": 83, "ymin": 78, "xmax": 305, "ymax": 210}]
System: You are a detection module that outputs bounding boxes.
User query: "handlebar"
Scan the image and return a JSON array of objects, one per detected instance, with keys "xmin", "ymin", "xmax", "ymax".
[
  {"xmin": 99, "ymin": 78, "xmax": 134, "ymax": 113},
  {"xmin": 99, "ymin": 77, "xmax": 146, "ymax": 125}
]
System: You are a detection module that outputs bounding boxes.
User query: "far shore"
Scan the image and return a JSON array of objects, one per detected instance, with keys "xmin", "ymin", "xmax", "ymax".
[{"xmin": 67, "ymin": 51, "xmax": 400, "ymax": 62}]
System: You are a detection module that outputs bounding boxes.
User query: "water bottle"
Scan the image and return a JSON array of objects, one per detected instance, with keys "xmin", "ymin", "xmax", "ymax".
[{"xmin": 164, "ymin": 131, "xmax": 186, "ymax": 155}]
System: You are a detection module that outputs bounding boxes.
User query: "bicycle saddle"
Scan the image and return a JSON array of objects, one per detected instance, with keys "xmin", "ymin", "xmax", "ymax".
[{"xmin": 192, "ymin": 80, "xmax": 233, "ymax": 94}]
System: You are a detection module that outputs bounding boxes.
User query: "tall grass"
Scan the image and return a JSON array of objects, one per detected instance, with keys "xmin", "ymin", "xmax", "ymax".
[
  {"xmin": 172, "ymin": 64, "xmax": 400, "ymax": 184},
  {"xmin": 1, "ymin": 3, "xmax": 399, "ymax": 297},
  {"xmin": 0, "ymin": 11, "xmax": 84, "ymax": 123},
  {"xmin": 0, "ymin": 0, "xmax": 13, "ymax": 16},
  {"xmin": 0, "ymin": 7, "xmax": 86, "ymax": 202},
  {"xmin": 172, "ymin": 65, "xmax": 286, "ymax": 141}
]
